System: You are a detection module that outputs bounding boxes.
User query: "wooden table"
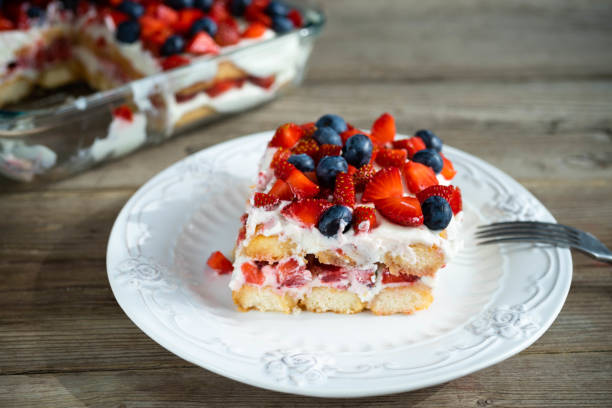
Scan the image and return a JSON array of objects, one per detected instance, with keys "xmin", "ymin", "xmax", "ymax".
[{"xmin": 2, "ymin": 1, "xmax": 611, "ymax": 406}]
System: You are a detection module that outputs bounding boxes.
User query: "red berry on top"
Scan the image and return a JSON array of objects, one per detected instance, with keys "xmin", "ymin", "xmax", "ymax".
[
  {"xmin": 242, "ymin": 21, "xmax": 267, "ymax": 38},
  {"xmin": 285, "ymin": 169, "xmax": 320, "ymax": 199},
  {"xmin": 440, "ymin": 154, "xmax": 457, "ymax": 180},
  {"xmin": 353, "ymin": 206, "xmax": 378, "ymax": 233},
  {"xmin": 281, "ymin": 198, "xmax": 333, "ymax": 228},
  {"xmin": 186, "ymin": 31, "xmax": 220, "ymax": 55},
  {"xmin": 287, "ymin": 9, "xmax": 303, "ymax": 28},
  {"xmin": 268, "ymin": 179, "xmax": 294, "ymax": 201},
  {"xmin": 315, "ymin": 144, "xmax": 342, "ymax": 163},
  {"xmin": 353, "ymin": 163, "xmax": 376, "ymax": 192},
  {"xmin": 403, "ymin": 161, "xmax": 438, "ymax": 194},
  {"xmin": 375, "ymin": 148, "xmax": 407, "ymax": 168},
  {"xmin": 393, "ymin": 137, "xmax": 426, "ymax": 158},
  {"xmin": 362, "ymin": 167, "xmax": 403, "ymax": 203},
  {"xmin": 374, "ymin": 196, "xmax": 424, "ymax": 227},
  {"xmin": 270, "ymin": 147, "xmax": 292, "ymax": 169},
  {"xmin": 333, "ymin": 172, "xmax": 356, "ymax": 208},
  {"xmin": 207, "ymin": 251, "xmax": 233, "ymax": 274},
  {"xmin": 300, "ymin": 122, "xmax": 317, "ymax": 138},
  {"xmin": 416, "ymin": 185, "xmax": 462, "ymax": 214},
  {"xmin": 370, "ymin": 113, "xmax": 396, "ymax": 146},
  {"xmin": 215, "ymin": 21, "xmax": 241, "ymax": 46},
  {"xmin": 253, "ymin": 192, "xmax": 281, "ymax": 210},
  {"xmin": 113, "ymin": 105, "xmax": 133, "ymax": 122},
  {"xmin": 269, "ymin": 122, "xmax": 303, "ymax": 148},
  {"xmin": 292, "ymin": 137, "xmax": 319, "ymax": 157},
  {"xmin": 274, "ymin": 160, "xmax": 296, "ymax": 180},
  {"xmin": 340, "ymin": 126, "xmax": 366, "ymax": 145}
]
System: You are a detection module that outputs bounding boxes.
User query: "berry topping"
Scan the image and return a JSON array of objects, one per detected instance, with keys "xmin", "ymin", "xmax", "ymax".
[
  {"xmin": 148, "ymin": 4, "xmax": 179, "ymax": 25},
  {"xmin": 242, "ymin": 21, "xmax": 267, "ymax": 38},
  {"xmin": 417, "ymin": 185, "xmax": 462, "ymax": 215},
  {"xmin": 353, "ymin": 206, "xmax": 378, "ymax": 233},
  {"xmin": 342, "ymin": 133, "xmax": 373, "ymax": 168},
  {"xmin": 316, "ymin": 156, "xmax": 348, "ymax": 188},
  {"xmin": 269, "ymin": 122, "xmax": 303, "ymax": 148},
  {"xmin": 292, "ymin": 138, "xmax": 319, "ymax": 157},
  {"xmin": 281, "ymin": 198, "xmax": 333, "ymax": 228},
  {"xmin": 116, "ymin": 20, "xmax": 140, "ymax": 43},
  {"xmin": 299, "ymin": 122, "xmax": 317, "ymax": 138},
  {"xmin": 412, "ymin": 149, "xmax": 444, "ymax": 173},
  {"xmin": 362, "ymin": 167, "xmax": 403, "ymax": 203},
  {"xmin": 266, "ymin": 0, "xmax": 290, "ymax": 17},
  {"xmin": 194, "ymin": 0, "xmax": 214, "ymax": 11},
  {"xmin": 353, "ymin": 163, "xmax": 376, "ymax": 192},
  {"xmin": 375, "ymin": 148, "xmax": 407, "ymax": 168},
  {"xmin": 370, "ymin": 113, "xmax": 396, "ymax": 146},
  {"xmin": 277, "ymin": 258, "xmax": 310, "ymax": 287},
  {"xmin": 27, "ymin": 6, "xmax": 45, "ymax": 19},
  {"xmin": 253, "ymin": 192, "xmax": 280, "ymax": 210},
  {"xmin": 287, "ymin": 9, "xmax": 303, "ymax": 27},
  {"xmin": 270, "ymin": 147, "xmax": 292, "ymax": 168},
  {"xmin": 317, "ymin": 205, "xmax": 353, "ymax": 237},
  {"xmin": 160, "ymin": 34, "xmax": 185, "ymax": 56},
  {"xmin": 375, "ymin": 196, "xmax": 424, "ymax": 227},
  {"xmin": 288, "ymin": 153, "xmax": 315, "ymax": 172},
  {"xmin": 166, "ymin": 0, "xmax": 194, "ymax": 10},
  {"xmin": 215, "ymin": 21, "xmax": 241, "ymax": 46},
  {"xmin": 117, "ymin": 1, "xmax": 144, "ymax": 19},
  {"xmin": 113, "ymin": 105, "xmax": 133, "ymax": 122},
  {"xmin": 315, "ymin": 114, "xmax": 348, "ymax": 134},
  {"xmin": 415, "ymin": 129, "xmax": 443, "ymax": 152},
  {"xmin": 403, "ymin": 161, "xmax": 438, "ymax": 194},
  {"xmin": 316, "ymin": 144, "xmax": 342, "ymax": 162},
  {"xmin": 340, "ymin": 126, "xmax": 366, "ymax": 144},
  {"xmin": 313, "ymin": 127, "xmax": 342, "ymax": 146},
  {"xmin": 381, "ymin": 270, "xmax": 419, "ymax": 284},
  {"xmin": 273, "ymin": 160, "xmax": 296, "ymax": 180},
  {"xmin": 186, "ymin": 32, "xmax": 220, "ymax": 54},
  {"xmin": 286, "ymin": 169, "xmax": 320, "ymax": 198},
  {"xmin": 268, "ymin": 179, "xmax": 294, "ymax": 201},
  {"xmin": 207, "ymin": 251, "xmax": 233, "ymax": 274},
  {"xmin": 189, "ymin": 16, "xmax": 217, "ymax": 37},
  {"xmin": 333, "ymin": 172, "xmax": 356, "ymax": 207},
  {"xmin": 392, "ymin": 137, "xmax": 426, "ymax": 158},
  {"xmin": 248, "ymin": 75, "xmax": 275, "ymax": 89},
  {"xmin": 241, "ymin": 262, "xmax": 264, "ymax": 285},
  {"xmin": 421, "ymin": 196, "xmax": 452, "ymax": 230},
  {"xmin": 440, "ymin": 154, "xmax": 457, "ymax": 180},
  {"xmin": 230, "ymin": 0, "xmax": 252, "ymax": 16},
  {"xmin": 161, "ymin": 55, "xmax": 190, "ymax": 70}
]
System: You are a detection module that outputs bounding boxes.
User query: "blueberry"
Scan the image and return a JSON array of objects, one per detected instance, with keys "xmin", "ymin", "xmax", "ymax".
[
  {"xmin": 318, "ymin": 205, "xmax": 353, "ymax": 237},
  {"xmin": 316, "ymin": 156, "xmax": 348, "ymax": 188},
  {"xmin": 266, "ymin": 0, "xmax": 290, "ymax": 16},
  {"xmin": 415, "ymin": 129, "xmax": 443, "ymax": 152},
  {"xmin": 117, "ymin": 1, "xmax": 144, "ymax": 19},
  {"xmin": 115, "ymin": 20, "xmax": 140, "ymax": 44},
  {"xmin": 272, "ymin": 16, "xmax": 294, "ymax": 33},
  {"xmin": 160, "ymin": 35, "xmax": 185, "ymax": 56},
  {"xmin": 230, "ymin": 0, "xmax": 251, "ymax": 16},
  {"xmin": 412, "ymin": 149, "xmax": 444, "ymax": 173},
  {"xmin": 189, "ymin": 17, "xmax": 217, "ymax": 37},
  {"xmin": 315, "ymin": 114, "xmax": 347, "ymax": 134},
  {"xmin": 193, "ymin": 0, "xmax": 213, "ymax": 11},
  {"xmin": 313, "ymin": 127, "xmax": 342, "ymax": 146},
  {"xmin": 27, "ymin": 6, "xmax": 45, "ymax": 19},
  {"xmin": 342, "ymin": 134, "xmax": 373, "ymax": 168},
  {"xmin": 288, "ymin": 154, "xmax": 315, "ymax": 173},
  {"xmin": 166, "ymin": 0, "xmax": 194, "ymax": 9},
  {"xmin": 422, "ymin": 196, "xmax": 452, "ymax": 230}
]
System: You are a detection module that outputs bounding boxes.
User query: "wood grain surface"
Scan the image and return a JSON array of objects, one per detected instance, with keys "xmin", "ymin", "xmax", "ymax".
[{"xmin": 1, "ymin": 0, "xmax": 611, "ymax": 406}]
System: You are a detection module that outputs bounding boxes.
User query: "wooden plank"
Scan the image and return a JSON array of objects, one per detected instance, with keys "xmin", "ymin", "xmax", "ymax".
[
  {"xmin": 309, "ymin": 0, "xmax": 612, "ymax": 81},
  {"xmin": 0, "ymin": 352, "xmax": 610, "ymax": 407}
]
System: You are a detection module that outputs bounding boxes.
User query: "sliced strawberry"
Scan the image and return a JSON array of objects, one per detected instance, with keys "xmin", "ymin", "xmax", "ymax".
[
  {"xmin": 270, "ymin": 147, "xmax": 292, "ymax": 170},
  {"xmin": 277, "ymin": 258, "xmax": 311, "ymax": 288},
  {"xmin": 245, "ymin": 9, "xmax": 272, "ymax": 26},
  {"xmin": 300, "ymin": 122, "xmax": 317, "ymax": 138},
  {"xmin": 0, "ymin": 16, "xmax": 13, "ymax": 31},
  {"xmin": 253, "ymin": 192, "xmax": 280, "ymax": 210},
  {"xmin": 109, "ymin": 10, "xmax": 129, "ymax": 26},
  {"xmin": 173, "ymin": 8, "xmax": 204, "ymax": 34},
  {"xmin": 416, "ymin": 185, "xmax": 462, "ymax": 214},
  {"xmin": 269, "ymin": 122, "xmax": 303, "ymax": 148},
  {"xmin": 304, "ymin": 171, "xmax": 317, "ymax": 183},
  {"xmin": 281, "ymin": 198, "xmax": 333, "ymax": 228},
  {"xmin": 369, "ymin": 145, "xmax": 380, "ymax": 165},
  {"xmin": 362, "ymin": 167, "xmax": 403, "ymax": 203},
  {"xmin": 353, "ymin": 206, "xmax": 378, "ymax": 233},
  {"xmin": 353, "ymin": 163, "xmax": 376, "ymax": 192},
  {"xmin": 209, "ymin": 1, "xmax": 231, "ymax": 22},
  {"xmin": 205, "ymin": 78, "xmax": 243, "ymax": 97},
  {"xmin": 370, "ymin": 112, "xmax": 396, "ymax": 146},
  {"xmin": 139, "ymin": 15, "xmax": 165, "ymax": 39},
  {"xmin": 381, "ymin": 270, "xmax": 419, "ymax": 284},
  {"xmin": 215, "ymin": 21, "xmax": 240, "ymax": 46},
  {"xmin": 292, "ymin": 137, "xmax": 319, "ymax": 157},
  {"xmin": 146, "ymin": 4, "xmax": 179, "ymax": 26},
  {"xmin": 236, "ymin": 213, "xmax": 248, "ymax": 245},
  {"xmin": 286, "ymin": 169, "xmax": 320, "ymax": 198},
  {"xmin": 347, "ymin": 165, "xmax": 358, "ymax": 176},
  {"xmin": 333, "ymin": 172, "xmax": 356, "ymax": 207},
  {"xmin": 288, "ymin": 9, "xmax": 303, "ymax": 28},
  {"xmin": 340, "ymin": 127, "xmax": 367, "ymax": 145},
  {"xmin": 316, "ymin": 144, "xmax": 342, "ymax": 163},
  {"xmin": 248, "ymin": 75, "xmax": 274, "ymax": 89},
  {"xmin": 207, "ymin": 251, "xmax": 233, "ymax": 274},
  {"xmin": 440, "ymin": 154, "xmax": 457, "ymax": 180},
  {"xmin": 274, "ymin": 160, "xmax": 296, "ymax": 180},
  {"xmin": 403, "ymin": 161, "xmax": 438, "ymax": 194},
  {"xmin": 161, "ymin": 55, "xmax": 190, "ymax": 71},
  {"xmin": 241, "ymin": 262, "xmax": 265, "ymax": 285},
  {"xmin": 112, "ymin": 105, "xmax": 133, "ymax": 122},
  {"xmin": 376, "ymin": 148, "xmax": 407, "ymax": 168},
  {"xmin": 186, "ymin": 32, "xmax": 220, "ymax": 55},
  {"xmin": 268, "ymin": 179, "xmax": 294, "ymax": 201},
  {"xmin": 374, "ymin": 196, "xmax": 424, "ymax": 226},
  {"xmin": 393, "ymin": 137, "xmax": 426, "ymax": 158},
  {"xmin": 243, "ymin": 21, "xmax": 267, "ymax": 38}
]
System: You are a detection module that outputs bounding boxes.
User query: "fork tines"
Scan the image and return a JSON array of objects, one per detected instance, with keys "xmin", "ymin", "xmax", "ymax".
[{"xmin": 476, "ymin": 221, "xmax": 580, "ymax": 247}]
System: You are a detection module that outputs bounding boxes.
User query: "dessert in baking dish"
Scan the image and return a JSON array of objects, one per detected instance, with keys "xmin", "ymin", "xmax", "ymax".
[
  {"xmin": 208, "ymin": 113, "xmax": 464, "ymax": 315},
  {"xmin": 0, "ymin": 0, "xmax": 307, "ymax": 129}
]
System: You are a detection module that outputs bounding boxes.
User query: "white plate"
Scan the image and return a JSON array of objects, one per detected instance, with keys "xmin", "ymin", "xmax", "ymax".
[{"xmin": 107, "ymin": 132, "xmax": 572, "ymax": 398}]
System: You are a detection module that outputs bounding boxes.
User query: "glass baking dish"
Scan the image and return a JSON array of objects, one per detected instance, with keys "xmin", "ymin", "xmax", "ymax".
[{"xmin": 0, "ymin": 3, "xmax": 324, "ymax": 182}]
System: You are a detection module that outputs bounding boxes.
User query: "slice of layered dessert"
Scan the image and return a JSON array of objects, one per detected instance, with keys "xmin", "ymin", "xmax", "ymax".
[{"xmin": 218, "ymin": 113, "xmax": 464, "ymax": 315}]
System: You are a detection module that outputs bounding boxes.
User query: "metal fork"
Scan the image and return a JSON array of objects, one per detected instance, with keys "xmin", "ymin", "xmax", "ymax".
[{"xmin": 476, "ymin": 221, "xmax": 612, "ymax": 264}]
